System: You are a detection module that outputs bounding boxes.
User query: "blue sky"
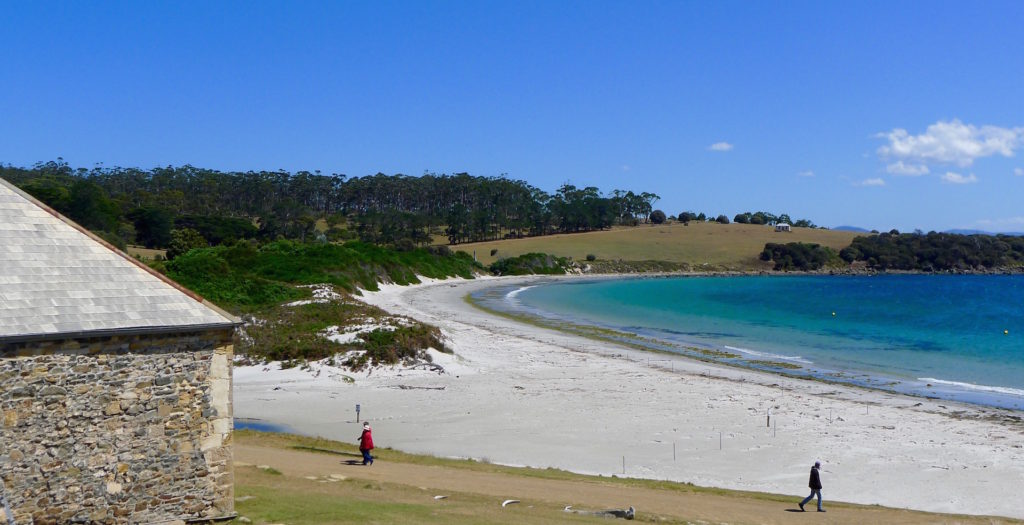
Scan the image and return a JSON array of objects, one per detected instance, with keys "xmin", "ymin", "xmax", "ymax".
[{"xmin": 2, "ymin": 1, "xmax": 1023, "ymax": 232}]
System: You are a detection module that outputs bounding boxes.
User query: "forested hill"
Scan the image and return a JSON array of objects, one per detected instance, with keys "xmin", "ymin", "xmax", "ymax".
[
  {"xmin": 1, "ymin": 160, "xmax": 663, "ymax": 251},
  {"xmin": 839, "ymin": 231, "xmax": 1024, "ymax": 271}
]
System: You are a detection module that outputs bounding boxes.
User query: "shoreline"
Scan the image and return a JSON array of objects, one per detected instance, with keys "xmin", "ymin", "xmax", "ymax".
[
  {"xmin": 468, "ymin": 274, "xmax": 1024, "ymax": 412},
  {"xmin": 233, "ymin": 274, "xmax": 1024, "ymax": 519}
]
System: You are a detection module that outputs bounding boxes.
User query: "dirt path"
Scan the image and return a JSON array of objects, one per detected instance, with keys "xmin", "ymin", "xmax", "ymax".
[{"xmin": 236, "ymin": 444, "xmax": 1016, "ymax": 524}]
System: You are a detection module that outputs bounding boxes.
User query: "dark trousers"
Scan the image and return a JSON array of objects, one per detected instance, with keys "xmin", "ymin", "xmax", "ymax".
[{"xmin": 361, "ymin": 448, "xmax": 373, "ymax": 464}]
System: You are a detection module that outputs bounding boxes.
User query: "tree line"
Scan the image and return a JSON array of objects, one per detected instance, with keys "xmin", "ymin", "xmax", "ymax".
[
  {"xmin": 733, "ymin": 211, "xmax": 816, "ymax": 228},
  {"xmin": 839, "ymin": 231, "xmax": 1024, "ymax": 271},
  {"xmin": 760, "ymin": 232, "xmax": 1024, "ymax": 271},
  {"xmin": 1, "ymin": 160, "xmax": 666, "ymax": 251}
]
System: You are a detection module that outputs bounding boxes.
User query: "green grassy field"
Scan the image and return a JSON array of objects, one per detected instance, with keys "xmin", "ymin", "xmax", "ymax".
[{"xmin": 454, "ymin": 222, "xmax": 862, "ymax": 269}]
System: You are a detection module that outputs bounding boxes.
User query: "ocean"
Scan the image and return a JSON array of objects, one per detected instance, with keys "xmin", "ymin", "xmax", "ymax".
[{"xmin": 471, "ymin": 275, "xmax": 1024, "ymax": 410}]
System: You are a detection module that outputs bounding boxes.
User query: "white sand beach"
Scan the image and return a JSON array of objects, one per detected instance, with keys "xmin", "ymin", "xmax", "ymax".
[{"xmin": 233, "ymin": 276, "xmax": 1024, "ymax": 519}]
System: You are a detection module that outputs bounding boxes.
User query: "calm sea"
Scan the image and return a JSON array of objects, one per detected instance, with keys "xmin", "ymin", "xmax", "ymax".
[{"xmin": 472, "ymin": 275, "xmax": 1024, "ymax": 410}]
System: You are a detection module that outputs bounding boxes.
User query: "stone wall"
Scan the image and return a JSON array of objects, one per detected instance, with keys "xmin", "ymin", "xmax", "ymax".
[{"xmin": 0, "ymin": 330, "xmax": 234, "ymax": 524}]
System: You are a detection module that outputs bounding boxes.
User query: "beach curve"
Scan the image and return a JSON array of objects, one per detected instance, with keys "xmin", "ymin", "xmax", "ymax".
[{"xmin": 233, "ymin": 275, "xmax": 1024, "ymax": 519}]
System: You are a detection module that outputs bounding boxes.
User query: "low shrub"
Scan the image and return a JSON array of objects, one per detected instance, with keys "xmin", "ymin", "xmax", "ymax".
[
  {"xmin": 489, "ymin": 253, "xmax": 571, "ymax": 275},
  {"xmin": 760, "ymin": 242, "xmax": 840, "ymax": 271}
]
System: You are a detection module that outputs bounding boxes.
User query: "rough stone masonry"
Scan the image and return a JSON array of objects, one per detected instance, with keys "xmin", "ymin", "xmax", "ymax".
[{"xmin": 1, "ymin": 330, "xmax": 234, "ymax": 524}]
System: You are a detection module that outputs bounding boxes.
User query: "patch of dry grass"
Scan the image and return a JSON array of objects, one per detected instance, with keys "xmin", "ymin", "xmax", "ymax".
[
  {"xmin": 125, "ymin": 244, "xmax": 167, "ymax": 260},
  {"xmin": 452, "ymin": 222, "xmax": 861, "ymax": 269}
]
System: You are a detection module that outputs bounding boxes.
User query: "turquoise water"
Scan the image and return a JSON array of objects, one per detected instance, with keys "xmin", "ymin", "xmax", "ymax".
[{"xmin": 473, "ymin": 275, "xmax": 1024, "ymax": 410}]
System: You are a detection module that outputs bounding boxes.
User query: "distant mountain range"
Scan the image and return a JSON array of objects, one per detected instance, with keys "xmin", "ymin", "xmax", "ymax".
[
  {"xmin": 832, "ymin": 225, "xmax": 1024, "ymax": 236},
  {"xmin": 944, "ymin": 229, "xmax": 1024, "ymax": 236}
]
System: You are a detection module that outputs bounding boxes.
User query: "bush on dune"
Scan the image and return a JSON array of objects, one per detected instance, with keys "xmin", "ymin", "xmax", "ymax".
[
  {"xmin": 241, "ymin": 300, "xmax": 447, "ymax": 366},
  {"xmin": 488, "ymin": 253, "xmax": 572, "ymax": 276},
  {"xmin": 346, "ymin": 324, "xmax": 446, "ymax": 370}
]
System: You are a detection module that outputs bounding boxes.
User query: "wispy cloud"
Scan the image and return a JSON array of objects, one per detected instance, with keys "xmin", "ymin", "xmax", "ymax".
[
  {"xmin": 856, "ymin": 178, "xmax": 886, "ymax": 187},
  {"xmin": 877, "ymin": 119, "xmax": 1024, "ymax": 167},
  {"xmin": 797, "ymin": 170, "xmax": 815, "ymax": 177},
  {"xmin": 707, "ymin": 142, "xmax": 734, "ymax": 152},
  {"xmin": 1016, "ymin": 167, "xmax": 1023, "ymax": 176},
  {"xmin": 621, "ymin": 165, "xmax": 631, "ymax": 172},
  {"xmin": 975, "ymin": 216, "xmax": 1024, "ymax": 229},
  {"xmin": 940, "ymin": 172, "xmax": 978, "ymax": 184},
  {"xmin": 886, "ymin": 161, "xmax": 929, "ymax": 176}
]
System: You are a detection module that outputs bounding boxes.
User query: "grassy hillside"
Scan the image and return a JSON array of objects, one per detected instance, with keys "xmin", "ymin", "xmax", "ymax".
[{"xmin": 458, "ymin": 221, "xmax": 862, "ymax": 270}]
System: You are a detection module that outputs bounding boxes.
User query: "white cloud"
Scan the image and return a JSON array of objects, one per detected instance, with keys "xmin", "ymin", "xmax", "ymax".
[
  {"xmin": 940, "ymin": 172, "xmax": 978, "ymax": 184},
  {"xmin": 877, "ymin": 119, "xmax": 1024, "ymax": 167},
  {"xmin": 621, "ymin": 165, "xmax": 631, "ymax": 172},
  {"xmin": 707, "ymin": 142, "xmax": 734, "ymax": 152},
  {"xmin": 797, "ymin": 170, "xmax": 815, "ymax": 177},
  {"xmin": 886, "ymin": 161, "xmax": 930, "ymax": 176},
  {"xmin": 856, "ymin": 178, "xmax": 886, "ymax": 187},
  {"xmin": 1016, "ymin": 167, "xmax": 1023, "ymax": 176}
]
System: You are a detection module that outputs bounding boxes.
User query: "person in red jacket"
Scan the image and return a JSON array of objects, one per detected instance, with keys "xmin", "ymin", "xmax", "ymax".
[
  {"xmin": 799, "ymin": 461, "xmax": 824, "ymax": 512},
  {"xmin": 357, "ymin": 422, "xmax": 374, "ymax": 465}
]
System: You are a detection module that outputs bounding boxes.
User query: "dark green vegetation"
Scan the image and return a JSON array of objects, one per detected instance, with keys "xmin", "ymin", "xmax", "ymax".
[
  {"xmin": 241, "ymin": 300, "xmax": 446, "ymax": 366},
  {"xmin": 2, "ymin": 160, "xmax": 670, "ymax": 251},
  {"xmin": 488, "ymin": 253, "xmax": 572, "ymax": 276},
  {"xmin": 760, "ymin": 242, "xmax": 841, "ymax": 271},
  {"xmin": 734, "ymin": 210, "xmax": 816, "ymax": 228},
  {"xmin": 839, "ymin": 231, "xmax": 1024, "ymax": 271},
  {"xmin": 759, "ymin": 232, "xmax": 1024, "ymax": 273},
  {"xmin": 162, "ymin": 240, "xmax": 479, "ymax": 311}
]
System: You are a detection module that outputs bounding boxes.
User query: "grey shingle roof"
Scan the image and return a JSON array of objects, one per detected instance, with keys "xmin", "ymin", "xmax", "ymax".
[{"xmin": 0, "ymin": 178, "xmax": 237, "ymax": 341}]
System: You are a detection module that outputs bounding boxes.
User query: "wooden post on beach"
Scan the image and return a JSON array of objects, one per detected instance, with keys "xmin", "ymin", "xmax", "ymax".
[
  {"xmin": 622, "ymin": 456, "xmax": 625, "ymax": 475},
  {"xmin": 673, "ymin": 442, "xmax": 676, "ymax": 461}
]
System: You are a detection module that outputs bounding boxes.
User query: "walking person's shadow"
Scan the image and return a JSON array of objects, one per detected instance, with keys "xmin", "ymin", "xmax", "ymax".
[{"xmin": 338, "ymin": 451, "xmax": 370, "ymax": 466}]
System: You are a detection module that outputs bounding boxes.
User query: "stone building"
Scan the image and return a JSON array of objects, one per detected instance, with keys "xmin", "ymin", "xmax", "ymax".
[{"xmin": 0, "ymin": 178, "xmax": 238, "ymax": 524}]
